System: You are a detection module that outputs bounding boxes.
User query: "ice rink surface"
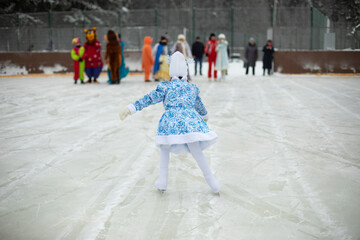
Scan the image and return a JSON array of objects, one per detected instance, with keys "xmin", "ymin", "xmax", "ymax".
[{"xmin": 0, "ymin": 62, "xmax": 360, "ymax": 239}]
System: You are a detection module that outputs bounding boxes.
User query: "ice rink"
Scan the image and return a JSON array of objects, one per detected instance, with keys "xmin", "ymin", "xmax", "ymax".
[{"xmin": 0, "ymin": 63, "xmax": 360, "ymax": 240}]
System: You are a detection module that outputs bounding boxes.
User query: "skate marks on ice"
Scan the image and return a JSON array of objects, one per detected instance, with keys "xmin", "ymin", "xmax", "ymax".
[
  {"xmin": 0, "ymin": 75, "xmax": 360, "ymax": 239},
  {"xmin": 202, "ymin": 75, "xmax": 359, "ymax": 239},
  {"xmin": 268, "ymin": 77, "xmax": 360, "ymax": 168},
  {"xmin": 253, "ymin": 81, "xmax": 352, "ymax": 239}
]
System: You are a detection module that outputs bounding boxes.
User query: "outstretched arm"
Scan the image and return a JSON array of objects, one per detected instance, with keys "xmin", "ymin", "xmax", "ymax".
[
  {"xmin": 120, "ymin": 83, "xmax": 167, "ymax": 120},
  {"xmin": 71, "ymin": 49, "xmax": 80, "ymax": 61},
  {"xmin": 194, "ymin": 87, "xmax": 208, "ymax": 120}
]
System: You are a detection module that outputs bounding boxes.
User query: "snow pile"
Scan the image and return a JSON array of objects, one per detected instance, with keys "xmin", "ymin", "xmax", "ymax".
[
  {"xmin": 0, "ymin": 61, "xmax": 28, "ymax": 75},
  {"xmin": 38, "ymin": 64, "xmax": 67, "ymax": 74},
  {"xmin": 303, "ymin": 63, "xmax": 321, "ymax": 72}
]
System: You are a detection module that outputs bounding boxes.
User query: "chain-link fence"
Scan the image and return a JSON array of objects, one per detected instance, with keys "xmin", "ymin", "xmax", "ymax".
[{"xmin": 0, "ymin": 7, "xmax": 359, "ymax": 52}]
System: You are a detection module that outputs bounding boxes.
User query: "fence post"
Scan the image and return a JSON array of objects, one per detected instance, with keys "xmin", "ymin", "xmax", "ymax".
[
  {"xmin": 231, "ymin": 7, "xmax": 234, "ymax": 54},
  {"xmin": 154, "ymin": 9, "xmax": 158, "ymax": 41},
  {"xmin": 273, "ymin": 0, "xmax": 278, "ymax": 47},
  {"xmin": 310, "ymin": 7, "xmax": 313, "ymax": 50},
  {"xmin": 118, "ymin": 10, "xmax": 121, "ymax": 31},
  {"xmin": 138, "ymin": 28, "xmax": 142, "ymax": 50},
  {"xmin": 48, "ymin": 10, "xmax": 52, "ymax": 42},
  {"xmin": 17, "ymin": 13, "xmax": 20, "ymax": 51},
  {"xmin": 82, "ymin": 10, "xmax": 85, "ymax": 28},
  {"xmin": 192, "ymin": 8, "xmax": 195, "ymax": 42}
]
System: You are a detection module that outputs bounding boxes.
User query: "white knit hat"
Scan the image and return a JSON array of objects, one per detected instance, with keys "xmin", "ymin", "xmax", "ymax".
[
  {"xmin": 169, "ymin": 52, "xmax": 187, "ymax": 78},
  {"xmin": 177, "ymin": 34, "xmax": 185, "ymax": 40},
  {"xmin": 218, "ymin": 33, "xmax": 226, "ymax": 39}
]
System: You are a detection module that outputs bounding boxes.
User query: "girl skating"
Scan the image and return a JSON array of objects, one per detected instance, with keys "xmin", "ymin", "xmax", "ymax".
[{"xmin": 119, "ymin": 52, "xmax": 220, "ymax": 193}]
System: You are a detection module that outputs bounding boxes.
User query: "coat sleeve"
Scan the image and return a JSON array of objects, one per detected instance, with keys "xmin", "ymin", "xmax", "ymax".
[
  {"xmin": 215, "ymin": 43, "xmax": 220, "ymax": 52},
  {"xmin": 171, "ymin": 43, "xmax": 177, "ymax": 54},
  {"xmin": 245, "ymin": 46, "xmax": 249, "ymax": 60},
  {"xmin": 104, "ymin": 45, "xmax": 109, "ymax": 62},
  {"xmin": 201, "ymin": 43, "xmax": 205, "ymax": 55},
  {"xmin": 146, "ymin": 46, "xmax": 154, "ymax": 66},
  {"xmin": 71, "ymin": 49, "xmax": 79, "ymax": 61},
  {"xmin": 152, "ymin": 43, "xmax": 158, "ymax": 57},
  {"xmin": 130, "ymin": 82, "xmax": 167, "ymax": 113},
  {"xmin": 194, "ymin": 87, "xmax": 208, "ymax": 119},
  {"xmin": 204, "ymin": 41, "xmax": 209, "ymax": 54},
  {"xmin": 186, "ymin": 42, "xmax": 192, "ymax": 57},
  {"xmin": 79, "ymin": 47, "xmax": 85, "ymax": 58}
]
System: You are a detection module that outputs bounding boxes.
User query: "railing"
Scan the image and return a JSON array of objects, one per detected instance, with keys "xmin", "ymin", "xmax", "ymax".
[{"xmin": 0, "ymin": 7, "xmax": 357, "ymax": 52}]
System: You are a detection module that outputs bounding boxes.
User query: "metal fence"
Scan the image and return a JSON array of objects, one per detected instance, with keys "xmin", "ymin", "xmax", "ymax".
[{"xmin": 0, "ymin": 7, "xmax": 359, "ymax": 52}]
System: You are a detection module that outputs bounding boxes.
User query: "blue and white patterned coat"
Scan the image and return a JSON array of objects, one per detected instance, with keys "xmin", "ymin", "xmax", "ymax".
[{"xmin": 128, "ymin": 78, "xmax": 217, "ymax": 153}]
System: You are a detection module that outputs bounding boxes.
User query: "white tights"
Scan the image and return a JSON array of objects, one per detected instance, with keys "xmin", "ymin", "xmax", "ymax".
[{"xmin": 155, "ymin": 142, "xmax": 220, "ymax": 193}]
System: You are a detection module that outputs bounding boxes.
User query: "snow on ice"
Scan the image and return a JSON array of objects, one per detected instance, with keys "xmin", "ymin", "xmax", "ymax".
[
  {"xmin": 0, "ymin": 60, "xmax": 28, "ymax": 75},
  {"xmin": 0, "ymin": 62, "xmax": 359, "ymax": 239},
  {"xmin": 39, "ymin": 64, "xmax": 67, "ymax": 74}
]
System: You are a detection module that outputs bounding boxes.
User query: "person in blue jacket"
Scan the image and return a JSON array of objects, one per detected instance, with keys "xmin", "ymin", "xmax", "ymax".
[
  {"xmin": 153, "ymin": 36, "xmax": 171, "ymax": 81},
  {"xmin": 119, "ymin": 52, "xmax": 220, "ymax": 194}
]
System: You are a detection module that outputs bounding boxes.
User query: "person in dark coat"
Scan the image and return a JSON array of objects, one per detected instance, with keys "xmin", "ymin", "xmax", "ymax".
[
  {"xmin": 245, "ymin": 37, "xmax": 258, "ymax": 75},
  {"xmin": 192, "ymin": 36, "xmax": 205, "ymax": 76},
  {"xmin": 262, "ymin": 40, "xmax": 274, "ymax": 76}
]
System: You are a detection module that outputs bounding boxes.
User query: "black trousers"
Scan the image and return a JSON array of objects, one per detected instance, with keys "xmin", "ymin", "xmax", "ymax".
[
  {"xmin": 246, "ymin": 66, "xmax": 255, "ymax": 75},
  {"xmin": 263, "ymin": 68, "xmax": 271, "ymax": 75}
]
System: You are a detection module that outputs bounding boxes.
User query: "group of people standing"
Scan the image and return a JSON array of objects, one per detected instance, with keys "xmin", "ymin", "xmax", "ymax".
[
  {"xmin": 143, "ymin": 33, "xmax": 275, "ymax": 82},
  {"xmin": 142, "ymin": 33, "xmax": 231, "ymax": 82},
  {"xmin": 71, "ymin": 28, "xmax": 275, "ymax": 85},
  {"xmin": 71, "ymin": 27, "xmax": 129, "ymax": 85},
  {"xmin": 142, "ymin": 34, "xmax": 192, "ymax": 82},
  {"xmin": 245, "ymin": 38, "xmax": 274, "ymax": 76},
  {"xmin": 192, "ymin": 33, "xmax": 229, "ymax": 80}
]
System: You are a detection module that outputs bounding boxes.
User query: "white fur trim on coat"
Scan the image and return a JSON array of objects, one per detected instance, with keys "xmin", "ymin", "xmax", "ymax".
[
  {"xmin": 155, "ymin": 131, "xmax": 217, "ymax": 154},
  {"xmin": 127, "ymin": 104, "xmax": 137, "ymax": 115}
]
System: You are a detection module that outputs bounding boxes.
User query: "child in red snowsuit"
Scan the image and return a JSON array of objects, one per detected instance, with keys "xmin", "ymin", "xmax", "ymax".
[
  {"xmin": 71, "ymin": 38, "xmax": 85, "ymax": 84},
  {"xmin": 204, "ymin": 33, "xmax": 218, "ymax": 80}
]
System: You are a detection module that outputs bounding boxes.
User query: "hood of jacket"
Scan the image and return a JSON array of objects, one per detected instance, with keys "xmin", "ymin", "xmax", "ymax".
[
  {"xmin": 169, "ymin": 52, "xmax": 187, "ymax": 78},
  {"xmin": 144, "ymin": 36, "xmax": 152, "ymax": 45}
]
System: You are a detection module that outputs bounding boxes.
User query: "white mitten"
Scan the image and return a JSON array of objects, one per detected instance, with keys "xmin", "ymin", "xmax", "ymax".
[{"xmin": 119, "ymin": 108, "xmax": 131, "ymax": 120}]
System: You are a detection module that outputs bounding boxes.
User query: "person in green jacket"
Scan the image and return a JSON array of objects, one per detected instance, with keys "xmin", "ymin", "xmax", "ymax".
[{"xmin": 71, "ymin": 38, "xmax": 85, "ymax": 84}]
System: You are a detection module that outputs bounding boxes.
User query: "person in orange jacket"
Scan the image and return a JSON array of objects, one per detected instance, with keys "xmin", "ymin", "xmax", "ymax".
[{"xmin": 142, "ymin": 36, "xmax": 154, "ymax": 82}]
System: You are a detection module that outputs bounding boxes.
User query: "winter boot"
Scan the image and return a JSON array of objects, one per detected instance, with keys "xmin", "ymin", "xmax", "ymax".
[
  {"xmin": 74, "ymin": 79, "xmax": 78, "ymax": 84},
  {"xmin": 93, "ymin": 79, "xmax": 99, "ymax": 84},
  {"xmin": 85, "ymin": 78, "xmax": 92, "ymax": 84},
  {"xmin": 80, "ymin": 80, "xmax": 84, "ymax": 84}
]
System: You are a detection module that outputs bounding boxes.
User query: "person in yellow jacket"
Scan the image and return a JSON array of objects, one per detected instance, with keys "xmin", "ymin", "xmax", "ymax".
[{"xmin": 71, "ymin": 38, "xmax": 85, "ymax": 84}]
